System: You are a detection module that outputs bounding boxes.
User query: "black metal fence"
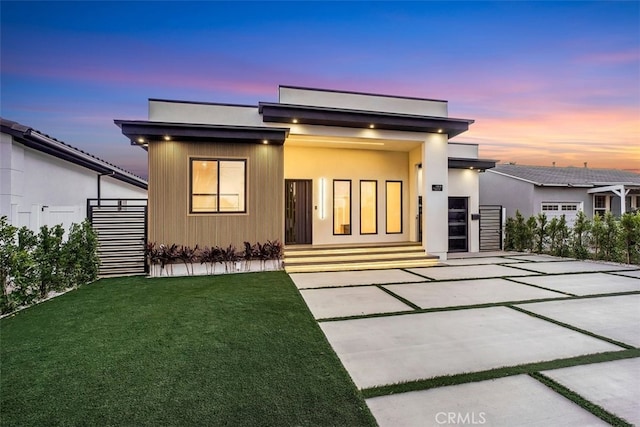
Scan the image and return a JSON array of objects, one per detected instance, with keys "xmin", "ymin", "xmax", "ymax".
[
  {"xmin": 87, "ymin": 198, "xmax": 148, "ymax": 276},
  {"xmin": 479, "ymin": 205, "xmax": 503, "ymax": 251}
]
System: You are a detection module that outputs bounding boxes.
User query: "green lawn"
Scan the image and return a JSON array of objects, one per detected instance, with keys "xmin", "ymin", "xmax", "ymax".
[{"xmin": 1, "ymin": 272, "xmax": 376, "ymax": 426}]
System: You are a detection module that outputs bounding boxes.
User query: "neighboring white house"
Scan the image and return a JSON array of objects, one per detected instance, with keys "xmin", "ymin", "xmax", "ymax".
[
  {"xmin": 1, "ymin": 118, "xmax": 148, "ymax": 234},
  {"xmin": 479, "ymin": 164, "xmax": 640, "ymax": 225}
]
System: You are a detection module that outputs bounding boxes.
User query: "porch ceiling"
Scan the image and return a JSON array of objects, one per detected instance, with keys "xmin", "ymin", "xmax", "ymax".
[{"xmin": 284, "ymin": 134, "xmax": 422, "ymax": 152}]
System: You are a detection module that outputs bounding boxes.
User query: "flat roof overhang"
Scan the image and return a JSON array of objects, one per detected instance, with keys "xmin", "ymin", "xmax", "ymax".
[
  {"xmin": 114, "ymin": 120, "xmax": 290, "ymax": 148},
  {"xmin": 258, "ymin": 102, "xmax": 474, "ymax": 138},
  {"xmin": 448, "ymin": 157, "xmax": 497, "ymax": 171}
]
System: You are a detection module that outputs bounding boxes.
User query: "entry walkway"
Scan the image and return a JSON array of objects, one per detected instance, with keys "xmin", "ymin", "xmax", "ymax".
[{"xmin": 289, "ymin": 254, "xmax": 640, "ymax": 426}]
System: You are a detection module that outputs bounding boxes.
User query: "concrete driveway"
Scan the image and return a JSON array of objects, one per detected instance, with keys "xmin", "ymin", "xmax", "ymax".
[{"xmin": 289, "ymin": 254, "xmax": 640, "ymax": 426}]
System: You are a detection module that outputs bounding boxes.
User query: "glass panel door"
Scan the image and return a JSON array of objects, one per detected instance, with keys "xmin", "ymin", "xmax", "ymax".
[{"xmin": 448, "ymin": 197, "xmax": 468, "ymax": 252}]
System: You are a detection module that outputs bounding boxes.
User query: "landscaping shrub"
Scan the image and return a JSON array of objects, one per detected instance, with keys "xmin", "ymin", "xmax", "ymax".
[
  {"xmin": 534, "ymin": 213, "xmax": 548, "ymax": 254},
  {"xmin": 503, "ymin": 210, "xmax": 640, "ymax": 264},
  {"xmin": 620, "ymin": 212, "xmax": 640, "ymax": 264},
  {"xmin": 504, "ymin": 216, "xmax": 516, "ymax": 251},
  {"xmin": 0, "ymin": 216, "xmax": 99, "ymax": 314},
  {"xmin": 146, "ymin": 239, "xmax": 285, "ymax": 276}
]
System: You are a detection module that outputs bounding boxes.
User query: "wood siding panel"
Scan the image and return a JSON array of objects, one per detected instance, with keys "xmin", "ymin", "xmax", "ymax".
[{"xmin": 148, "ymin": 141, "xmax": 284, "ymax": 248}]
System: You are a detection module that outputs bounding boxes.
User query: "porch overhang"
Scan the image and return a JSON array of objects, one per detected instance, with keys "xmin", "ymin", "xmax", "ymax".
[
  {"xmin": 587, "ymin": 184, "xmax": 640, "ymax": 215},
  {"xmin": 448, "ymin": 157, "xmax": 497, "ymax": 171},
  {"xmin": 114, "ymin": 120, "xmax": 290, "ymax": 148},
  {"xmin": 258, "ymin": 102, "xmax": 474, "ymax": 138}
]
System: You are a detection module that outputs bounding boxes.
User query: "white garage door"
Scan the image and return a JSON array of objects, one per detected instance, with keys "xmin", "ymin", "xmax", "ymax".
[{"xmin": 541, "ymin": 202, "xmax": 582, "ymax": 226}]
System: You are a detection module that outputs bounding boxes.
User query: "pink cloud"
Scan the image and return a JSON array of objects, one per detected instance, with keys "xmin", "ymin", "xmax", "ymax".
[{"xmin": 577, "ymin": 49, "xmax": 640, "ymax": 65}]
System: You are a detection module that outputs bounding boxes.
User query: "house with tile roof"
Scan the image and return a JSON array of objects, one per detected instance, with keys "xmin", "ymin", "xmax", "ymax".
[
  {"xmin": 479, "ymin": 164, "xmax": 640, "ymax": 224},
  {"xmin": 1, "ymin": 118, "xmax": 148, "ymax": 233}
]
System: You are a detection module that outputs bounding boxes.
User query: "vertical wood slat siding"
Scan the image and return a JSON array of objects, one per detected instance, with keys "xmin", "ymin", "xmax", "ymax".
[{"xmin": 148, "ymin": 141, "xmax": 284, "ymax": 248}]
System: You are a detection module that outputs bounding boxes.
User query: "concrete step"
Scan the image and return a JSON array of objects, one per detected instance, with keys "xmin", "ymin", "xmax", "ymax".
[
  {"xmin": 284, "ymin": 243, "xmax": 438, "ymax": 273},
  {"xmin": 285, "ymin": 251, "xmax": 430, "ymax": 265},
  {"xmin": 285, "ymin": 258, "xmax": 439, "ymax": 273}
]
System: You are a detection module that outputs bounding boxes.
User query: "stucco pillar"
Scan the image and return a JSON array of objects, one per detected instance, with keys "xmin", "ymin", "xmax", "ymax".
[{"xmin": 422, "ymin": 133, "xmax": 449, "ymax": 260}]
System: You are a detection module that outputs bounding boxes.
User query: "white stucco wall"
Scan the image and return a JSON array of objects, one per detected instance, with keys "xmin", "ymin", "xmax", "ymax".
[
  {"xmin": 149, "ymin": 100, "xmax": 263, "ymax": 126},
  {"xmin": 0, "ymin": 134, "xmax": 147, "ymax": 234},
  {"xmin": 279, "ymin": 86, "xmax": 449, "ymax": 117},
  {"xmin": 423, "ymin": 133, "xmax": 449, "ymax": 259},
  {"xmin": 448, "ymin": 142, "xmax": 479, "ymax": 159}
]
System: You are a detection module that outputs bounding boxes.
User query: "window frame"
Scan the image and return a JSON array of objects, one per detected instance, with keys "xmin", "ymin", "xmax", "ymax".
[
  {"xmin": 333, "ymin": 179, "xmax": 352, "ymax": 235},
  {"xmin": 189, "ymin": 157, "xmax": 247, "ymax": 214},
  {"xmin": 593, "ymin": 195, "xmax": 609, "ymax": 217},
  {"xmin": 359, "ymin": 180, "xmax": 378, "ymax": 235},
  {"xmin": 385, "ymin": 180, "xmax": 403, "ymax": 234}
]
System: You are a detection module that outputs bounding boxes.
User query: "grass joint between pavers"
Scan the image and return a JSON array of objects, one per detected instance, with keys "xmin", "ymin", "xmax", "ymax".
[
  {"xmin": 507, "ymin": 304, "xmax": 636, "ymax": 350},
  {"xmin": 361, "ymin": 349, "xmax": 640, "ymax": 399},
  {"xmin": 529, "ymin": 372, "xmax": 633, "ymax": 427}
]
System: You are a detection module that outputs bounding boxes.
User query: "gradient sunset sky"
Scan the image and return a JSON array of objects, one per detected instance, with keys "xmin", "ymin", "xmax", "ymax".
[{"xmin": 1, "ymin": 1, "xmax": 638, "ymax": 178}]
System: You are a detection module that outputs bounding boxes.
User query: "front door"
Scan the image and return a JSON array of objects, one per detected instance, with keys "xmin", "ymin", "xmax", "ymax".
[
  {"xmin": 285, "ymin": 179, "xmax": 313, "ymax": 245},
  {"xmin": 448, "ymin": 197, "xmax": 468, "ymax": 252}
]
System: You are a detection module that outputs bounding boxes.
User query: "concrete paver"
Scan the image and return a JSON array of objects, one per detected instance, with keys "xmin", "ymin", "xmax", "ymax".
[
  {"xmin": 300, "ymin": 287, "xmax": 413, "ymax": 319},
  {"xmin": 384, "ymin": 278, "xmax": 565, "ymax": 309},
  {"xmin": 543, "ymin": 358, "xmax": 640, "ymax": 426},
  {"xmin": 288, "ymin": 269, "xmax": 426, "ymax": 289},
  {"xmin": 518, "ymin": 294, "xmax": 640, "ymax": 347},
  {"xmin": 294, "ymin": 255, "xmax": 639, "ymax": 426},
  {"xmin": 513, "ymin": 260, "xmax": 635, "ymax": 274},
  {"xmin": 441, "ymin": 257, "xmax": 523, "ymax": 266},
  {"xmin": 613, "ymin": 270, "xmax": 640, "ymax": 279},
  {"xmin": 513, "ymin": 272, "xmax": 640, "ymax": 296},
  {"xmin": 407, "ymin": 264, "xmax": 536, "ymax": 280},
  {"xmin": 319, "ymin": 306, "xmax": 620, "ymax": 389},
  {"xmin": 504, "ymin": 254, "xmax": 574, "ymax": 262},
  {"xmin": 366, "ymin": 374, "xmax": 607, "ymax": 427}
]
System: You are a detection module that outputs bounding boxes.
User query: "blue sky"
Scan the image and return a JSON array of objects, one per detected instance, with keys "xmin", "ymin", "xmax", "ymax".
[{"xmin": 1, "ymin": 1, "xmax": 638, "ymax": 177}]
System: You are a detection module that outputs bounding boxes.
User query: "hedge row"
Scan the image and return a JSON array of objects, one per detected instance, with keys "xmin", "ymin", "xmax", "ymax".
[
  {"xmin": 0, "ymin": 216, "xmax": 99, "ymax": 315},
  {"xmin": 504, "ymin": 210, "xmax": 640, "ymax": 264}
]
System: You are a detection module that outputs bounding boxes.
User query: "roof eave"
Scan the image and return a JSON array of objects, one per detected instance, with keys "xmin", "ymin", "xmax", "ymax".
[
  {"xmin": 2, "ymin": 118, "xmax": 147, "ymax": 189},
  {"xmin": 258, "ymin": 102, "xmax": 474, "ymax": 138},
  {"xmin": 448, "ymin": 158, "xmax": 497, "ymax": 171},
  {"xmin": 114, "ymin": 120, "xmax": 290, "ymax": 146}
]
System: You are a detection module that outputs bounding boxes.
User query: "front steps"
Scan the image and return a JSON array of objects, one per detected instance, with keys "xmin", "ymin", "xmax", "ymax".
[{"xmin": 284, "ymin": 242, "xmax": 440, "ymax": 273}]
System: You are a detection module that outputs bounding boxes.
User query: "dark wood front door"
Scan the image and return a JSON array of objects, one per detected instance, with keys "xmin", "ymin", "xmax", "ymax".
[{"xmin": 285, "ymin": 179, "xmax": 313, "ymax": 245}]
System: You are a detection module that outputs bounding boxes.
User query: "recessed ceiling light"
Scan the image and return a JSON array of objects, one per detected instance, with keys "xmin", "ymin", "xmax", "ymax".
[
  {"xmin": 437, "ymin": 129, "xmax": 443, "ymax": 133},
  {"xmin": 369, "ymin": 124, "xmax": 375, "ymax": 129},
  {"xmin": 292, "ymin": 119, "xmax": 298, "ymax": 124},
  {"xmin": 137, "ymin": 137, "xmax": 145, "ymax": 143},
  {"xmin": 163, "ymin": 135, "xmax": 171, "ymax": 141},
  {"xmin": 262, "ymin": 139, "xmax": 269, "ymax": 144}
]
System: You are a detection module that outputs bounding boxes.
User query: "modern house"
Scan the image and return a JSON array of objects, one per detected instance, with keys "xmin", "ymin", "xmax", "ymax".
[
  {"xmin": 115, "ymin": 86, "xmax": 495, "ymax": 261},
  {"xmin": 1, "ymin": 118, "xmax": 148, "ymax": 234},
  {"xmin": 479, "ymin": 164, "xmax": 640, "ymax": 225}
]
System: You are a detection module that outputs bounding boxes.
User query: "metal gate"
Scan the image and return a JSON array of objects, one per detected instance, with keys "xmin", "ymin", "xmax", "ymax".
[
  {"xmin": 479, "ymin": 205, "xmax": 503, "ymax": 251},
  {"xmin": 87, "ymin": 198, "xmax": 147, "ymax": 277}
]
